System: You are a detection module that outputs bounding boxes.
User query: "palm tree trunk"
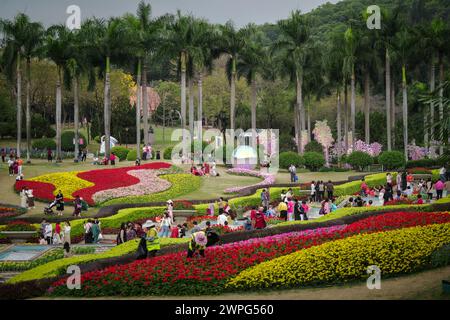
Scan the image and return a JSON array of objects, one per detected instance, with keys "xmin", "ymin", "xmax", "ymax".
[
  {"xmin": 104, "ymin": 56, "xmax": 111, "ymax": 159},
  {"xmin": 26, "ymin": 57, "xmax": 31, "ymax": 163},
  {"xmin": 56, "ymin": 66, "xmax": 62, "ymax": 162},
  {"xmin": 344, "ymin": 81, "xmax": 348, "ymax": 153},
  {"xmin": 142, "ymin": 59, "xmax": 149, "ymax": 148},
  {"xmin": 296, "ymin": 72, "xmax": 304, "ymax": 154},
  {"xmin": 197, "ymin": 72, "xmax": 203, "ymax": 145},
  {"xmin": 350, "ymin": 68, "xmax": 356, "ymax": 149},
  {"xmin": 294, "ymin": 107, "xmax": 300, "ymax": 153},
  {"xmin": 364, "ymin": 72, "xmax": 370, "ymax": 144},
  {"xmin": 188, "ymin": 76, "xmax": 194, "ymax": 141},
  {"xmin": 386, "ymin": 48, "xmax": 392, "ymax": 151},
  {"xmin": 391, "ymin": 80, "xmax": 396, "ymax": 149},
  {"xmin": 73, "ymin": 76, "xmax": 79, "ymax": 162},
  {"xmin": 307, "ymin": 105, "xmax": 311, "ymax": 143},
  {"xmin": 230, "ymin": 57, "xmax": 236, "ymax": 131},
  {"xmin": 428, "ymin": 57, "xmax": 435, "ymax": 147},
  {"xmin": 402, "ymin": 65, "xmax": 408, "ymax": 161},
  {"xmin": 136, "ymin": 59, "xmax": 142, "ymax": 159},
  {"xmin": 336, "ymin": 90, "xmax": 342, "ymax": 157},
  {"xmin": 16, "ymin": 52, "xmax": 22, "ymax": 158},
  {"xmin": 438, "ymin": 55, "xmax": 444, "ymax": 154},
  {"xmin": 251, "ymin": 76, "xmax": 257, "ymax": 151},
  {"xmin": 180, "ymin": 51, "xmax": 187, "ymax": 156}
]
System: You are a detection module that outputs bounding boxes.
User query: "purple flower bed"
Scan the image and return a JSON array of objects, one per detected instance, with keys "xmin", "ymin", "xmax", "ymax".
[{"xmin": 224, "ymin": 168, "xmax": 276, "ymax": 193}]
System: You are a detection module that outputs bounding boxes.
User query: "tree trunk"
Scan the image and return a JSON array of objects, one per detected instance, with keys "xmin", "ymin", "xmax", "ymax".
[
  {"xmin": 391, "ymin": 80, "xmax": 396, "ymax": 149},
  {"xmin": 438, "ymin": 55, "xmax": 444, "ymax": 154},
  {"xmin": 136, "ymin": 59, "xmax": 142, "ymax": 159},
  {"xmin": 344, "ymin": 81, "xmax": 348, "ymax": 153},
  {"xmin": 197, "ymin": 72, "xmax": 203, "ymax": 145},
  {"xmin": 350, "ymin": 68, "xmax": 356, "ymax": 149},
  {"xmin": 251, "ymin": 76, "xmax": 257, "ymax": 151},
  {"xmin": 294, "ymin": 106, "xmax": 300, "ymax": 153},
  {"xmin": 104, "ymin": 56, "xmax": 111, "ymax": 159},
  {"xmin": 307, "ymin": 105, "xmax": 311, "ymax": 143},
  {"xmin": 230, "ymin": 57, "xmax": 236, "ymax": 131},
  {"xmin": 142, "ymin": 59, "xmax": 149, "ymax": 147},
  {"xmin": 26, "ymin": 57, "xmax": 31, "ymax": 163},
  {"xmin": 73, "ymin": 76, "xmax": 79, "ymax": 162},
  {"xmin": 402, "ymin": 65, "xmax": 408, "ymax": 162},
  {"xmin": 336, "ymin": 90, "xmax": 342, "ymax": 157},
  {"xmin": 296, "ymin": 72, "xmax": 304, "ymax": 154},
  {"xmin": 364, "ymin": 72, "xmax": 370, "ymax": 144},
  {"xmin": 56, "ymin": 66, "xmax": 62, "ymax": 161},
  {"xmin": 428, "ymin": 56, "xmax": 435, "ymax": 146},
  {"xmin": 386, "ymin": 48, "xmax": 392, "ymax": 151},
  {"xmin": 188, "ymin": 76, "xmax": 194, "ymax": 140},
  {"xmin": 180, "ymin": 51, "xmax": 188, "ymax": 156},
  {"xmin": 16, "ymin": 53, "xmax": 22, "ymax": 158}
]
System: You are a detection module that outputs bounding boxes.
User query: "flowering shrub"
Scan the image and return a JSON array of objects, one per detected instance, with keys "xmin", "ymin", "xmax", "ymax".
[
  {"xmin": 312, "ymin": 120, "xmax": 334, "ymax": 166},
  {"xmin": 226, "ymin": 223, "xmax": 450, "ymax": 291},
  {"xmin": 47, "ymin": 212, "xmax": 450, "ymax": 296},
  {"xmin": 224, "ymin": 168, "xmax": 275, "ymax": 194},
  {"xmin": 407, "ymin": 144, "xmax": 427, "ymax": 161}
]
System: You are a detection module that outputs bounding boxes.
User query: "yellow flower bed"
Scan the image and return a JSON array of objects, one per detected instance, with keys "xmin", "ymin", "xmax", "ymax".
[
  {"xmin": 30, "ymin": 172, "xmax": 94, "ymax": 200},
  {"xmin": 226, "ymin": 222, "xmax": 450, "ymax": 291}
]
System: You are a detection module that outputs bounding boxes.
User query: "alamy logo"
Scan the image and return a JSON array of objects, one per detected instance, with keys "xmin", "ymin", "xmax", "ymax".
[
  {"xmin": 366, "ymin": 265, "xmax": 381, "ymax": 289},
  {"xmin": 366, "ymin": 5, "xmax": 381, "ymax": 30},
  {"xmin": 66, "ymin": 265, "xmax": 81, "ymax": 290},
  {"xmin": 66, "ymin": 5, "xmax": 81, "ymax": 30}
]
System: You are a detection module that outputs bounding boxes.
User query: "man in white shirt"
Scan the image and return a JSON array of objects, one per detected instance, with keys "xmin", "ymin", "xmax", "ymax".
[
  {"xmin": 7, "ymin": 158, "xmax": 14, "ymax": 176},
  {"xmin": 44, "ymin": 223, "xmax": 53, "ymax": 245}
]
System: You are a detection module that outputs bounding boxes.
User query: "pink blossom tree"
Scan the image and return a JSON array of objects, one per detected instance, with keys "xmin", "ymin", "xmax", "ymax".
[{"xmin": 312, "ymin": 120, "xmax": 334, "ymax": 166}]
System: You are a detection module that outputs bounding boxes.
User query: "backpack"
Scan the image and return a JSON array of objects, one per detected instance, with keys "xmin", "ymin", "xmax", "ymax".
[{"xmin": 136, "ymin": 236, "xmax": 148, "ymax": 259}]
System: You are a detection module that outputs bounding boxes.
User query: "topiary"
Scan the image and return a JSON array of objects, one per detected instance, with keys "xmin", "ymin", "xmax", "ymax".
[
  {"xmin": 379, "ymin": 151, "xmax": 405, "ymax": 170},
  {"xmin": 303, "ymin": 152, "xmax": 325, "ymax": 171},
  {"xmin": 279, "ymin": 151, "xmax": 303, "ymax": 170},
  {"xmin": 163, "ymin": 146, "xmax": 174, "ymax": 160},
  {"xmin": 346, "ymin": 151, "xmax": 373, "ymax": 171},
  {"xmin": 44, "ymin": 127, "xmax": 56, "ymax": 139},
  {"xmin": 93, "ymin": 136, "xmax": 101, "ymax": 144},
  {"xmin": 126, "ymin": 149, "xmax": 137, "ymax": 161},
  {"xmin": 111, "ymin": 146, "xmax": 130, "ymax": 161},
  {"xmin": 304, "ymin": 140, "xmax": 323, "ymax": 153},
  {"xmin": 32, "ymin": 138, "xmax": 56, "ymax": 150},
  {"xmin": 61, "ymin": 131, "xmax": 87, "ymax": 152}
]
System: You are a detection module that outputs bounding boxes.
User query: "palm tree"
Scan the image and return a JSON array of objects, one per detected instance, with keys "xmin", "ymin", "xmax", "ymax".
[
  {"xmin": 0, "ymin": 14, "xmax": 31, "ymax": 159},
  {"xmin": 237, "ymin": 24, "xmax": 266, "ymax": 150},
  {"xmin": 82, "ymin": 18, "xmax": 130, "ymax": 159},
  {"xmin": 392, "ymin": 26, "xmax": 414, "ymax": 161},
  {"xmin": 343, "ymin": 27, "xmax": 357, "ymax": 150},
  {"xmin": 217, "ymin": 21, "xmax": 246, "ymax": 132},
  {"xmin": 274, "ymin": 10, "xmax": 312, "ymax": 154},
  {"xmin": 45, "ymin": 25, "xmax": 72, "ymax": 161}
]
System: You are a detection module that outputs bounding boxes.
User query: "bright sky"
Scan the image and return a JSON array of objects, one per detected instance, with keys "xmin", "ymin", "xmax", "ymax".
[{"xmin": 0, "ymin": 0, "xmax": 339, "ymax": 27}]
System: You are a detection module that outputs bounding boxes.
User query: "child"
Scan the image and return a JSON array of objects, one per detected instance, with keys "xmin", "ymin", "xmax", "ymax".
[
  {"xmin": 300, "ymin": 201, "xmax": 309, "ymax": 220},
  {"xmin": 416, "ymin": 194, "xmax": 424, "ymax": 205},
  {"xmin": 365, "ymin": 200, "xmax": 373, "ymax": 207},
  {"xmin": 265, "ymin": 205, "xmax": 275, "ymax": 218},
  {"xmin": 171, "ymin": 224, "xmax": 180, "ymax": 238}
]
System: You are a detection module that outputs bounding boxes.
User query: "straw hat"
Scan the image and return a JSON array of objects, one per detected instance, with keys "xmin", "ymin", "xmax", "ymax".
[{"xmin": 142, "ymin": 220, "xmax": 155, "ymax": 228}]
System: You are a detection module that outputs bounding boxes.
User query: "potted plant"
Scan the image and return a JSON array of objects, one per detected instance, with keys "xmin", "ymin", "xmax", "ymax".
[{"xmin": 0, "ymin": 221, "xmax": 37, "ymax": 243}]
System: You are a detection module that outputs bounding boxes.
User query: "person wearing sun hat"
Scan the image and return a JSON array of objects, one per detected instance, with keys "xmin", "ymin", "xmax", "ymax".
[
  {"xmin": 142, "ymin": 220, "xmax": 160, "ymax": 257},
  {"xmin": 187, "ymin": 231, "xmax": 208, "ymax": 258},
  {"xmin": 166, "ymin": 200, "xmax": 174, "ymax": 223}
]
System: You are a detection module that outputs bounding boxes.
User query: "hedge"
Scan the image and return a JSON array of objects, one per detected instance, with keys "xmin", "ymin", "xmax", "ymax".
[
  {"xmin": 346, "ymin": 151, "xmax": 373, "ymax": 171},
  {"xmin": 126, "ymin": 149, "xmax": 137, "ymax": 161},
  {"xmin": 279, "ymin": 152, "xmax": 303, "ymax": 170},
  {"xmin": 101, "ymin": 174, "xmax": 202, "ymax": 206},
  {"xmin": 334, "ymin": 172, "xmax": 397, "ymax": 196},
  {"xmin": 8, "ymin": 237, "xmax": 190, "ymax": 284},
  {"xmin": 32, "ymin": 138, "xmax": 56, "ymax": 151},
  {"xmin": 226, "ymin": 223, "xmax": 450, "ymax": 291},
  {"xmin": 378, "ymin": 151, "xmax": 405, "ymax": 170},
  {"xmin": 111, "ymin": 146, "xmax": 130, "ymax": 161},
  {"xmin": 61, "ymin": 131, "xmax": 87, "ymax": 152},
  {"xmin": 303, "ymin": 152, "xmax": 325, "ymax": 171}
]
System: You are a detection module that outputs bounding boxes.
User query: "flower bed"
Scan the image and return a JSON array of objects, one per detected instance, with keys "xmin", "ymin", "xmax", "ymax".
[
  {"xmin": 407, "ymin": 167, "xmax": 432, "ymax": 174},
  {"xmin": 101, "ymin": 174, "xmax": 202, "ymax": 206},
  {"xmin": 3, "ymin": 221, "xmax": 37, "ymax": 232},
  {"xmin": 173, "ymin": 200, "xmax": 195, "ymax": 210},
  {"xmin": 383, "ymin": 199, "xmax": 414, "ymax": 206},
  {"xmin": 8, "ymin": 237, "xmax": 190, "ymax": 284},
  {"xmin": 226, "ymin": 222, "xmax": 450, "ymax": 291},
  {"xmin": 224, "ymin": 168, "xmax": 275, "ymax": 194},
  {"xmin": 92, "ymin": 170, "xmax": 172, "ymax": 204},
  {"xmin": 0, "ymin": 205, "xmax": 26, "ymax": 219},
  {"xmin": 46, "ymin": 211, "xmax": 450, "ymax": 296}
]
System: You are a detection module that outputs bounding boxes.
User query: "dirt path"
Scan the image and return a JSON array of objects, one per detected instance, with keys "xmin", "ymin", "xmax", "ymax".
[{"xmin": 35, "ymin": 266, "xmax": 450, "ymax": 300}]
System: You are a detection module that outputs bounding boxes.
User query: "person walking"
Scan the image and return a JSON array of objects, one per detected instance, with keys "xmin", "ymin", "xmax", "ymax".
[
  {"xmin": 44, "ymin": 222, "xmax": 53, "ymax": 245},
  {"xmin": 261, "ymin": 188, "xmax": 270, "ymax": 209},
  {"xmin": 326, "ymin": 180, "xmax": 334, "ymax": 200},
  {"xmin": 63, "ymin": 222, "xmax": 71, "ymax": 245},
  {"xmin": 159, "ymin": 212, "xmax": 172, "ymax": 238},
  {"xmin": 91, "ymin": 220, "xmax": 101, "ymax": 243},
  {"xmin": 47, "ymin": 148, "xmax": 53, "ymax": 162},
  {"xmin": 55, "ymin": 190, "xmax": 64, "ymax": 216},
  {"xmin": 289, "ymin": 164, "xmax": 296, "ymax": 183},
  {"xmin": 435, "ymin": 179, "xmax": 445, "ymax": 200},
  {"xmin": 82, "ymin": 148, "xmax": 87, "ymax": 162},
  {"xmin": 73, "ymin": 195, "xmax": 82, "ymax": 217},
  {"xmin": 1, "ymin": 148, "xmax": 5, "ymax": 162},
  {"xmin": 7, "ymin": 157, "xmax": 14, "ymax": 176},
  {"xmin": 20, "ymin": 187, "xmax": 28, "ymax": 208},
  {"xmin": 142, "ymin": 220, "xmax": 160, "ymax": 257}
]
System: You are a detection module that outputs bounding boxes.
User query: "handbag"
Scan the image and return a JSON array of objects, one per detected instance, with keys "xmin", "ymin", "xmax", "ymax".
[{"xmin": 98, "ymin": 233, "xmax": 103, "ymax": 240}]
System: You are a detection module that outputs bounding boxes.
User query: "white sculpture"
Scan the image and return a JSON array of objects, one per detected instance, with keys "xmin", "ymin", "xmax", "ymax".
[{"xmin": 100, "ymin": 136, "xmax": 118, "ymax": 154}]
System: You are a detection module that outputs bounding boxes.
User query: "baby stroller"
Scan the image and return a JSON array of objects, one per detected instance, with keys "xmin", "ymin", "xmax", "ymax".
[{"xmin": 43, "ymin": 199, "xmax": 58, "ymax": 215}]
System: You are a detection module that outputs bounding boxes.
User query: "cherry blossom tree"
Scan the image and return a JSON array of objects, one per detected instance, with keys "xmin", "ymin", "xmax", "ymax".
[{"xmin": 312, "ymin": 120, "xmax": 334, "ymax": 166}]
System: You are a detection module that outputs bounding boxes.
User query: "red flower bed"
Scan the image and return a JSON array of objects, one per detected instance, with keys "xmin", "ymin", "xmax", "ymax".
[
  {"xmin": 14, "ymin": 180, "xmax": 58, "ymax": 202},
  {"xmin": 48, "ymin": 211, "xmax": 450, "ymax": 297},
  {"xmin": 76, "ymin": 162, "xmax": 171, "ymax": 205},
  {"xmin": 384, "ymin": 199, "xmax": 414, "ymax": 206}
]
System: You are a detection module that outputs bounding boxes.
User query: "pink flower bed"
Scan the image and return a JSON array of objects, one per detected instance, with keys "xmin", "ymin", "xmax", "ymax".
[
  {"xmin": 92, "ymin": 170, "xmax": 172, "ymax": 204},
  {"xmin": 224, "ymin": 168, "xmax": 275, "ymax": 193}
]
